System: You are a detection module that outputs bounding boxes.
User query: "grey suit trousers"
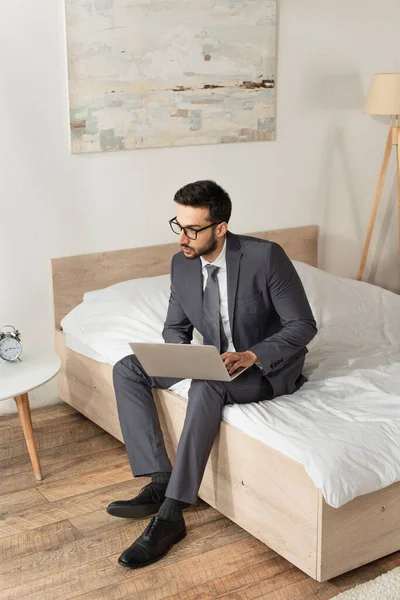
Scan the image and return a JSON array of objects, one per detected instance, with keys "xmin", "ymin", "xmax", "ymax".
[{"xmin": 113, "ymin": 354, "xmax": 274, "ymax": 504}]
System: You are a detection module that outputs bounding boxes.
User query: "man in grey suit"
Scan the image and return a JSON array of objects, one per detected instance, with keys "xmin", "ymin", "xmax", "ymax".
[{"xmin": 109, "ymin": 180, "xmax": 317, "ymax": 569}]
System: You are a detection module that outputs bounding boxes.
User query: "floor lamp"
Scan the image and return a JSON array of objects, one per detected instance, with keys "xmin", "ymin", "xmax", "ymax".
[{"xmin": 357, "ymin": 73, "xmax": 400, "ymax": 281}]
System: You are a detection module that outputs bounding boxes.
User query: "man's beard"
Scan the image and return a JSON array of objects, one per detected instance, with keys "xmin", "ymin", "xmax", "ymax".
[{"xmin": 181, "ymin": 233, "xmax": 218, "ymax": 260}]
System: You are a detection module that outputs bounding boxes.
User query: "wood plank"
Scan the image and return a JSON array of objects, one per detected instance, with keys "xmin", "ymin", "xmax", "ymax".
[
  {"xmin": 0, "ymin": 409, "xmax": 87, "ymax": 443},
  {"xmin": 161, "ymin": 558, "xmax": 304, "ymax": 600},
  {"xmin": 70, "ymin": 499, "xmax": 221, "ymax": 537},
  {"xmin": 0, "ymin": 402, "xmax": 76, "ymax": 427},
  {"xmin": 0, "ymin": 488, "xmax": 48, "ymax": 518},
  {"xmin": 0, "ymin": 476, "xmax": 139, "ymax": 538},
  {"xmin": 37, "ymin": 461, "xmax": 132, "ymax": 502},
  {"xmin": 0, "ymin": 520, "xmax": 141, "ymax": 591},
  {"xmin": 0, "ymin": 415, "xmax": 105, "ymax": 460},
  {"xmin": 0, "ymin": 507, "xmax": 248, "ymax": 592},
  {"xmin": 377, "ymin": 550, "xmax": 400, "ymax": 572},
  {"xmin": 0, "ymin": 414, "xmax": 84, "ymax": 448},
  {"xmin": 0, "ymin": 432, "xmax": 123, "ymax": 478},
  {"xmin": 249, "ymin": 563, "xmax": 385, "ymax": 600},
  {"xmin": 167, "ymin": 558, "xmax": 385, "ymax": 600},
  {"xmin": 0, "ymin": 447, "xmax": 130, "ymax": 498},
  {"xmin": 66, "ymin": 537, "xmax": 280, "ymax": 600},
  {"xmin": 0, "ymin": 558, "xmax": 125, "ymax": 600},
  {"xmin": 0, "ymin": 519, "xmax": 83, "ymax": 562},
  {"xmin": 107, "ymin": 515, "xmax": 251, "ymax": 574}
]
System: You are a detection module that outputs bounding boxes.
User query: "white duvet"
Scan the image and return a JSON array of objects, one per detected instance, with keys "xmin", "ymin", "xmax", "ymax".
[{"xmin": 61, "ymin": 262, "xmax": 400, "ymax": 508}]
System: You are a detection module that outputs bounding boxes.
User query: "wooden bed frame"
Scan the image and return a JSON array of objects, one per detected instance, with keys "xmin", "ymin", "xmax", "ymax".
[{"xmin": 51, "ymin": 225, "xmax": 400, "ymax": 582}]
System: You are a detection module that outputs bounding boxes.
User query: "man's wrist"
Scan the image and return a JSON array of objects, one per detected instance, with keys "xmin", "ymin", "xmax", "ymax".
[{"xmin": 245, "ymin": 350, "xmax": 258, "ymax": 363}]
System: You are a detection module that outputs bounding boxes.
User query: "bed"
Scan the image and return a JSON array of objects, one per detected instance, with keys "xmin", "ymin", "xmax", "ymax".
[{"xmin": 51, "ymin": 225, "xmax": 400, "ymax": 582}]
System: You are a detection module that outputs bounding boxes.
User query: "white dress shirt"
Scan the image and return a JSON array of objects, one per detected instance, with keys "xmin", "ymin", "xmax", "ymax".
[{"xmin": 200, "ymin": 239, "xmax": 236, "ymax": 352}]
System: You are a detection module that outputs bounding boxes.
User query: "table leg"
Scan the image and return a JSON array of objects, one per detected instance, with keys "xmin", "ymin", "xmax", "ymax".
[{"xmin": 13, "ymin": 393, "xmax": 43, "ymax": 481}]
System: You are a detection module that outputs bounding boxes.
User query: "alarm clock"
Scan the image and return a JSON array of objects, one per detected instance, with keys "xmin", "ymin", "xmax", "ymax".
[{"xmin": 0, "ymin": 325, "xmax": 23, "ymax": 362}]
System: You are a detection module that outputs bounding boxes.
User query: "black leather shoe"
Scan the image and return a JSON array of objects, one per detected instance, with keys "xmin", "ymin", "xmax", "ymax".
[
  {"xmin": 118, "ymin": 515, "xmax": 186, "ymax": 568},
  {"xmin": 106, "ymin": 483, "xmax": 165, "ymax": 519}
]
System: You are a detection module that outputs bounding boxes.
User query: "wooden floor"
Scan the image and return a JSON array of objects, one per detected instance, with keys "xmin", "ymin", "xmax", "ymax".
[{"xmin": 1, "ymin": 404, "xmax": 399, "ymax": 600}]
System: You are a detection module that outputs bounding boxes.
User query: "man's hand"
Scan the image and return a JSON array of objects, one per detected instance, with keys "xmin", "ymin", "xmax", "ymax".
[{"xmin": 221, "ymin": 350, "xmax": 258, "ymax": 375}]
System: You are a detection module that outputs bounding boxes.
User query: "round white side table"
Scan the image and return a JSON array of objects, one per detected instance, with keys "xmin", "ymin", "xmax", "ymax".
[{"xmin": 0, "ymin": 348, "xmax": 61, "ymax": 481}]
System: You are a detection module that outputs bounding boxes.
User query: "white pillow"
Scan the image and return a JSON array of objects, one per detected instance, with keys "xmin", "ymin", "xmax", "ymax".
[
  {"xmin": 292, "ymin": 260, "xmax": 400, "ymax": 376},
  {"xmin": 61, "ymin": 273, "xmax": 203, "ymax": 365},
  {"xmin": 292, "ymin": 260, "xmax": 399, "ymax": 344}
]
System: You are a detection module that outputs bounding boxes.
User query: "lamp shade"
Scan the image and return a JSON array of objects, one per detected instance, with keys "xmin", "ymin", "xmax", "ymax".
[{"xmin": 364, "ymin": 73, "xmax": 400, "ymax": 115}]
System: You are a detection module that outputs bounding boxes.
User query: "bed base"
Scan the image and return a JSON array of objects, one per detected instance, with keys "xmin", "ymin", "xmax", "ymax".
[{"xmin": 55, "ymin": 330, "xmax": 400, "ymax": 582}]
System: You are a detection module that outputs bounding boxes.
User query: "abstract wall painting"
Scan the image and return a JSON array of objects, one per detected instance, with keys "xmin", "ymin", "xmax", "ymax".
[{"xmin": 65, "ymin": 0, "xmax": 277, "ymax": 153}]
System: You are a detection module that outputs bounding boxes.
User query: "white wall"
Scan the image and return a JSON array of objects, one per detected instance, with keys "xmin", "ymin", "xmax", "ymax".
[{"xmin": 1, "ymin": 0, "xmax": 399, "ymax": 414}]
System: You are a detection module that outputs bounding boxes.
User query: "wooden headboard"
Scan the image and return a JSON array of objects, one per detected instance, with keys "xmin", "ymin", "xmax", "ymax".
[{"xmin": 51, "ymin": 224, "xmax": 319, "ymax": 331}]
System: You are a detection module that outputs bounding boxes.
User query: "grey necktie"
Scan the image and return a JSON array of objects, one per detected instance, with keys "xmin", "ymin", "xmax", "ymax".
[{"xmin": 202, "ymin": 265, "xmax": 229, "ymax": 353}]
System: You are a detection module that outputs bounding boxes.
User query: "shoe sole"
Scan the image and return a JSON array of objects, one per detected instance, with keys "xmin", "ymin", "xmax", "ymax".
[
  {"xmin": 118, "ymin": 528, "xmax": 187, "ymax": 569},
  {"xmin": 106, "ymin": 503, "xmax": 163, "ymax": 519}
]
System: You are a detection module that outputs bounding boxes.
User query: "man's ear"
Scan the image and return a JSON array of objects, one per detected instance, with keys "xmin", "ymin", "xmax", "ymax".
[{"xmin": 216, "ymin": 222, "xmax": 228, "ymax": 237}]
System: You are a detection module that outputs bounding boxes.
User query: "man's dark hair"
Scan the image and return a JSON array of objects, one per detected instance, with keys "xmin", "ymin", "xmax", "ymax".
[{"xmin": 174, "ymin": 180, "xmax": 232, "ymax": 223}]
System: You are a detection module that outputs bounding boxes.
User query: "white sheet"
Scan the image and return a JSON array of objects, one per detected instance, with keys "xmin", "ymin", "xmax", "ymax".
[{"xmin": 60, "ymin": 262, "xmax": 400, "ymax": 508}]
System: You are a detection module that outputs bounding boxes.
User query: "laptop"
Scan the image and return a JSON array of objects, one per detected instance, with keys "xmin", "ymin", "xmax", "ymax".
[{"xmin": 129, "ymin": 342, "xmax": 249, "ymax": 382}]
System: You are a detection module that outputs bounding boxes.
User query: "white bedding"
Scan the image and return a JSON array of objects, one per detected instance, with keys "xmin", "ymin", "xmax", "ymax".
[{"xmin": 60, "ymin": 262, "xmax": 400, "ymax": 508}]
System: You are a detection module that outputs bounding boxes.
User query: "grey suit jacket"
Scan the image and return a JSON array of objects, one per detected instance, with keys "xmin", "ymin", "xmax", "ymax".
[{"xmin": 162, "ymin": 231, "xmax": 317, "ymax": 397}]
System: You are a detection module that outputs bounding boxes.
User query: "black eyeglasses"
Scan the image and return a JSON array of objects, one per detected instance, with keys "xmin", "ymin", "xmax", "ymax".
[{"xmin": 169, "ymin": 217, "xmax": 221, "ymax": 240}]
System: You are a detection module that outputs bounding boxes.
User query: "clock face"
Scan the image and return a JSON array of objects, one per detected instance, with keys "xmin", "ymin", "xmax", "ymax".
[{"xmin": 0, "ymin": 337, "xmax": 22, "ymax": 361}]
